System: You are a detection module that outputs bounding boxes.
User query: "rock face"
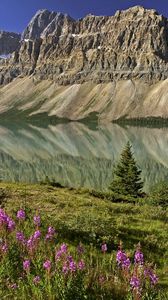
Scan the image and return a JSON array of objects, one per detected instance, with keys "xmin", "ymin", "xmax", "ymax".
[
  {"xmin": 2, "ymin": 6, "xmax": 168, "ymax": 84},
  {"xmin": 1, "ymin": 6, "xmax": 168, "ymax": 121},
  {"xmin": 21, "ymin": 9, "xmax": 72, "ymax": 40},
  {"xmin": 0, "ymin": 31, "xmax": 20, "ymax": 55}
]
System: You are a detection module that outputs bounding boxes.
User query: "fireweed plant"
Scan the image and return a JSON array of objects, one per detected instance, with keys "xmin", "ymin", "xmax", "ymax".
[{"xmin": 0, "ymin": 208, "xmax": 162, "ymax": 300}]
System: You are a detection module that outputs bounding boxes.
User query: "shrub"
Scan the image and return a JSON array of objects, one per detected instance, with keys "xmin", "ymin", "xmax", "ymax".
[
  {"xmin": 148, "ymin": 182, "xmax": 168, "ymax": 207},
  {"xmin": 89, "ymin": 189, "xmax": 137, "ymax": 203}
]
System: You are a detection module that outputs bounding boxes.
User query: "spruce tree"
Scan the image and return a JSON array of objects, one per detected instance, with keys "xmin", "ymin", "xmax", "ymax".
[{"xmin": 109, "ymin": 142, "xmax": 143, "ymax": 197}]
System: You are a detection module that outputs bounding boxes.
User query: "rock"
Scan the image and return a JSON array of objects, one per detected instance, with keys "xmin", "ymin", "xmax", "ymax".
[
  {"xmin": 0, "ymin": 31, "xmax": 20, "ymax": 55},
  {"xmin": 21, "ymin": 9, "xmax": 57, "ymax": 40}
]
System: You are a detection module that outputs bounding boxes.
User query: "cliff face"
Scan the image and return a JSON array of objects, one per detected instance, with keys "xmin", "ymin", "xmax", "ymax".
[
  {"xmin": 1, "ymin": 6, "xmax": 168, "ymax": 84},
  {"xmin": 35, "ymin": 6, "xmax": 168, "ymax": 84},
  {"xmin": 1, "ymin": 6, "xmax": 168, "ymax": 121}
]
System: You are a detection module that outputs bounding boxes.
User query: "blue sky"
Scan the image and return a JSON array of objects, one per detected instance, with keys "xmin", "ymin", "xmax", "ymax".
[{"xmin": 0, "ymin": 0, "xmax": 168, "ymax": 33}]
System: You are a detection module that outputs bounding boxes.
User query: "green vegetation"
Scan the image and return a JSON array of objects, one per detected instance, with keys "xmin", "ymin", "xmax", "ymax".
[
  {"xmin": 0, "ymin": 206, "xmax": 165, "ymax": 300},
  {"xmin": 109, "ymin": 142, "xmax": 143, "ymax": 197},
  {"xmin": 0, "ymin": 183, "xmax": 168, "ymax": 293},
  {"xmin": 0, "ymin": 140, "xmax": 168, "ymax": 299},
  {"xmin": 148, "ymin": 182, "xmax": 168, "ymax": 207}
]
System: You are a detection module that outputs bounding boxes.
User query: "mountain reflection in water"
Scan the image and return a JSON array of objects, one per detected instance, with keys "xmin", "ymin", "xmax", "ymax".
[{"xmin": 0, "ymin": 122, "xmax": 168, "ymax": 191}]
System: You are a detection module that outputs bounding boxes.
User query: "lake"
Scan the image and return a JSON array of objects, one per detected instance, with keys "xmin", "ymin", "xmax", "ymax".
[{"xmin": 0, "ymin": 121, "xmax": 168, "ymax": 191}]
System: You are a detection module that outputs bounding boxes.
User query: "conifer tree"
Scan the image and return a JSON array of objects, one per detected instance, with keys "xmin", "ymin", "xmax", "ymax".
[{"xmin": 109, "ymin": 142, "xmax": 143, "ymax": 197}]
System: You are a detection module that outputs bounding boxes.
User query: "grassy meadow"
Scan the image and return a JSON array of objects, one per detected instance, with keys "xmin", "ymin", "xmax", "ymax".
[{"xmin": 0, "ymin": 182, "xmax": 168, "ymax": 299}]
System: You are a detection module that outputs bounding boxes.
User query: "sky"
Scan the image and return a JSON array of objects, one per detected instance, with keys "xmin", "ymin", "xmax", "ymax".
[{"xmin": 0, "ymin": 0, "xmax": 168, "ymax": 33}]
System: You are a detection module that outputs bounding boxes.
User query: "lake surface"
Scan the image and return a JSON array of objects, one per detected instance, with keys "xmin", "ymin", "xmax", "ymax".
[{"xmin": 0, "ymin": 121, "xmax": 168, "ymax": 191}]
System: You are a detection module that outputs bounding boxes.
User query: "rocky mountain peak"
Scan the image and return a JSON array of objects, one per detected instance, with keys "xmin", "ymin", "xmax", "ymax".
[
  {"xmin": 1, "ymin": 6, "xmax": 168, "ymax": 86},
  {"xmin": 118, "ymin": 5, "xmax": 157, "ymax": 15},
  {"xmin": 21, "ymin": 9, "xmax": 57, "ymax": 40},
  {"xmin": 41, "ymin": 12, "xmax": 75, "ymax": 38},
  {"xmin": 21, "ymin": 9, "xmax": 75, "ymax": 41}
]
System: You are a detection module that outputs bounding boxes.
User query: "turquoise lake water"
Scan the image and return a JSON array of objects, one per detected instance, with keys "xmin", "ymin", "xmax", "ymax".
[{"xmin": 0, "ymin": 121, "xmax": 168, "ymax": 191}]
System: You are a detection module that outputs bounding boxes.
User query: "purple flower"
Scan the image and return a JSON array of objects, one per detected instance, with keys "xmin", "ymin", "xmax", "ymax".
[
  {"xmin": 7, "ymin": 218, "xmax": 15, "ymax": 231},
  {"xmin": 116, "ymin": 250, "xmax": 126, "ymax": 264},
  {"xmin": 122, "ymin": 257, "xmax": 131, "ymax": 269},
  {"xmin": 17, "ymin": 209, "xmax": 25, "ymax": 220},
  {"xmin": 60, "ymin": 243, "xmax": 67, "ymax": 253},
  {"xmin": 16, "ymin": 232, "xmax": 25, "ymax": 243},
  {"xmin": 67, "ymin": 255, "xmax": 73, "ymax": 262},
  {"xmin": 150, "ymin": 273, "xmax": 159, "ymax": 285},
  {"xmin": 33, "ymin": 230, "xmax": 41, "ymax": 240},
  {"xmin": 1, "ymin": 243, "xmax": 8, "ymax": 253},
  {"xmin": 134, "ymin": 250, "xmax": 144, "ymax": 265},
  {"xmin": 10, "ymin": 283, "xmax": 18, "ymax": 289},
  {"xmin": 69, "ymin": 260, "xmax": 76, "ymax": 273},
  {"xmin": 33, "ymin": 215, "xmax": 41, "ymax": 227},
  {"xmin": 78, "ymin": 260, "xmax": 85, "ymax": 270},
  {"xmin": 55, "ymin": 250, "xmax": 62, "ymax": 261},
  {"xmin": 77, "ymin": 243, "xmax": 84, "ymax": 255},
  {"xmin": 130, "ymin": 276, "xmax": 140, "ymax": 290},
  {"xmin": 27, "ymin": 236, "xmax": 34, "ymax": 250},
  {"xmin": 144, "ymin": 268, "xmax": 159, "ymax": 285},
  {"xmin": 55, "ymin": 244, "xmax": 67, "ymax": 260},
  {"xmin": 48, "ymin": 226, "xmax": 55, "ymax": 235},
  {"xmin": 23, "ymin": 260, "xmax": 30, "ymax": 272},
  {"xmin": 116, "ymin": 250, "xmax": 130, "ymax": 269},
  {"xmin": 26, "ymin": 231, "xmax": 41, "ymax": 252},
  {"xmin": 43, "ymin": 260, "xmax": 51, "ymax": 271},
  {"xmin": 45, "ymin": 233, "xmax": 51, "ymax": 240},
  {"xmin": 101, "ymin": 243, "xmax": 107, "ymax": 253},
  {"xmin": 144, "ymin": 268, "xmax": 149, "ymax": 278},
  {"xmin": 0, "ymin": 209, "xmax": 8, "ymax": 225},
  {"xmin": 0, "ymin": 210, "xmax": 15, "ymax": 232},
  {"xmin": 45, "ymin": 226, "xmax": 55, "ymax": 241},
  {"xmin": 62, "ymin": 262, "xmax": 68, "ymax": 274},
  {"xmin": 33, "ymin": 276, "xmax": 41, "ymax": 284}
]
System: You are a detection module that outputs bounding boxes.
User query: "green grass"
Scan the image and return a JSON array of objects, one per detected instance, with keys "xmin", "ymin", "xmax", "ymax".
[{"xmin": 1, "ymin": 182, "xmax": 168, "ymax": 290}]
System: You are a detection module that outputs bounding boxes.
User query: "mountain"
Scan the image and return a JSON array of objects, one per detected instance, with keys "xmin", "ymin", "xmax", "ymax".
[
  {"xmin": 21, "ymin": 9, "xmax": 75, "ymax": 40},
  {"xmin": 0, "ymin": 31, "xmax": 20, "ymax": 55},
  {"xmin": 1, "ymin": 6, "xmax": 168, "ymax": 122}
]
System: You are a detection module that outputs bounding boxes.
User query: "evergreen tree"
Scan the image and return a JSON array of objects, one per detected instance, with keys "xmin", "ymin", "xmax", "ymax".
[{"xmin": 109, "ymin": 142, "xmax": 143, "ymax": 197}]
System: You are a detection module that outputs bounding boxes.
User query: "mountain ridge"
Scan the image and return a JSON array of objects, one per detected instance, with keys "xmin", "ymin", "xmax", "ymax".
[
  {"xmin": 1, "ymin": 5, "xmax": 168, "ymax": 122},
  {"xmin": 0, "ymin": 31, "xmax": 20, "ymax": 56},
  {"xmin": 1, "ymin": 5, "xmax": 168, "ymax": 84}
]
